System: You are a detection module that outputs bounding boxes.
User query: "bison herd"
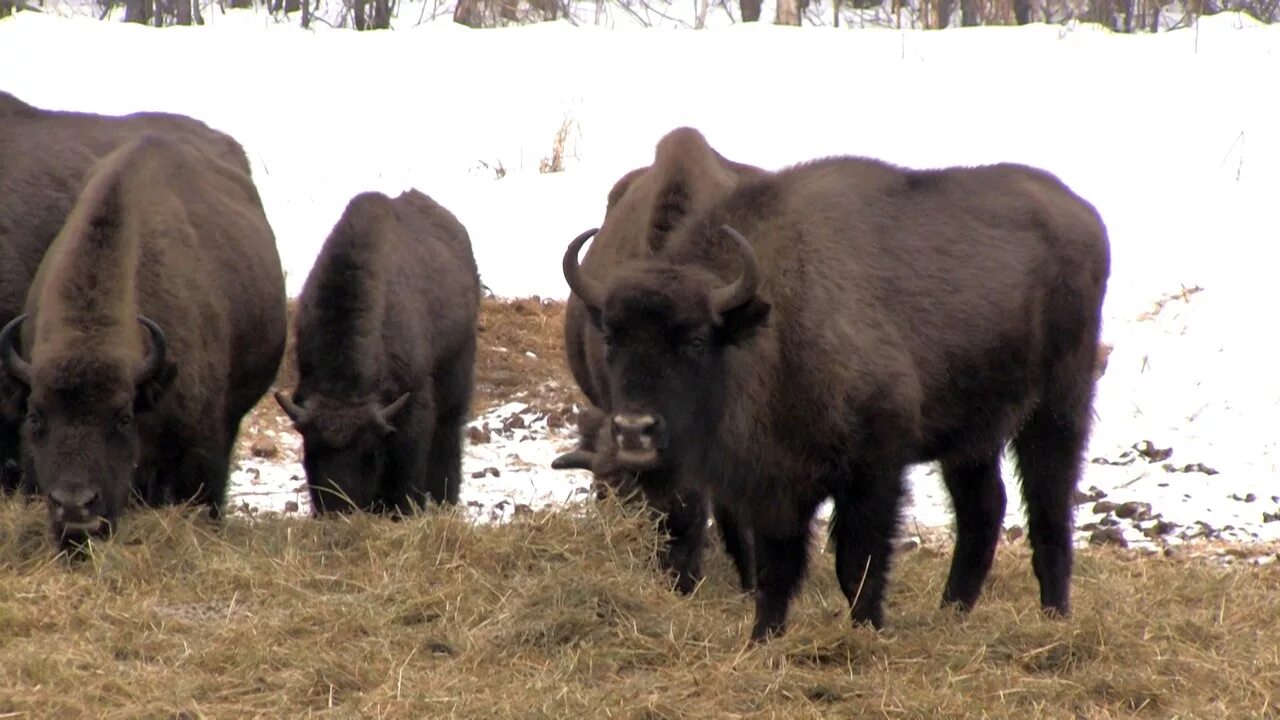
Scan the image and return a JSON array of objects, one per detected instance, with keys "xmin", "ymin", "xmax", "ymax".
[{"xmin": 0, "ymin": 91, "xmax": 1110, "ymax": 642}]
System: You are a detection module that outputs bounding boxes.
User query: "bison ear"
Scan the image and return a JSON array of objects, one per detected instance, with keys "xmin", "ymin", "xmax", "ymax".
[
  {"xmin": 715, "ymin": 297, "xmax": 771, "ymax": 347},
  {"xmin": 0, "ymin": 379, "xmax": 26, "ymax": 423},
  {"xmin": 584, "ymin": 304, "xmax": 605, "ymax": 333},
  {"xmin": 134, "ymin": 360, "xmax": 177, "ymax": 412}
]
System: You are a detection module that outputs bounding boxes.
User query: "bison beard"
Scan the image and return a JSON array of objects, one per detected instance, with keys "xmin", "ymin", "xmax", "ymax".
[
  {"xmin": 278, "ymin": 189, "xmax": 479, "ymax": 516},
  {"xmin": 561, "ymin": 133, "xmax": 1110, "ymax": 642}
]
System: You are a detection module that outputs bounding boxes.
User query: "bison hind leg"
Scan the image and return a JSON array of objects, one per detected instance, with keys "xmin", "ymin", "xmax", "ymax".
[
  {"xmin": 939, "ymin": 450, "xmax": 1007, "ymax": 613},
  {"xmin": 1012, "ymin": 397, "xmax": 1093, "ymax": 618}
]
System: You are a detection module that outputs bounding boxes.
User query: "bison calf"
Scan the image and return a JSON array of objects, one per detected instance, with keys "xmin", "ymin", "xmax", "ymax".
[
  {"xmin": 277, "ymin": 189, "xmax": 479, "ymax": 515},
  {"xmin": 562, "ymin": 127, "xmax": 1110, "ymax": 642}
]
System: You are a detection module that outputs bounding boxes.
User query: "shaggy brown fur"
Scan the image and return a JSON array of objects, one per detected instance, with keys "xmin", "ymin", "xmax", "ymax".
[
  {"xmin": 277, "ymin": 189, "xmax": 479, "ymax": 515},
  {"xmin": 1, "ymin": 132, "xmax": 287, "ymax": 551},
  {"xmin": 556, "ymin": 128, "xmax": 765, "ymax": 594},
  {"xmin": 0, "ymin": 91, "xmax": 251, "ymax": 494},
  {"xmin": 563, "ymin": 128, "xmax": 1111, "ymax": 642}
]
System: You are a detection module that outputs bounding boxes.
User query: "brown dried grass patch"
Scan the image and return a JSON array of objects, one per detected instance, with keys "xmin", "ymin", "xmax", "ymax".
[{"xmin": 0, "ymin": 494, "xmax": 1278, "ymax": 718}]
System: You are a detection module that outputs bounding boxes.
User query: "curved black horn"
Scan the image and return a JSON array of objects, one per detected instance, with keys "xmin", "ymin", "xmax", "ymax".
[
  {"xmin": 562, "ymin": 228, "xmax": 607, "ymax": 311},
  {"xmin": 375, "ymin": 392, "xmax": 411, "ymax": 433},
  {"xmin": 0, "ymin": 314, "xmax": 31, "ymax": 386},
  {"xmin": 134, "ymin": 315, "xmax": 168, "ymax": 386},
  {"xmin": 274, "ymin": 391, "xmax": 308, "ymax": 425},
  {"xmin": 710, "ymin": 225, "xmax": 761, "ymax": 315},
  {"xmin": 551, "ymin": 449, "xmax": 597, "ymax": 471}
]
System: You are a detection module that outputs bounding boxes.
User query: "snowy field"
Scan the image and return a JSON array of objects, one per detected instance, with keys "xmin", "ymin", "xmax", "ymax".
[{"xmin": 1, "ymin": 8, "xmax": 1278, "ymax": 555}]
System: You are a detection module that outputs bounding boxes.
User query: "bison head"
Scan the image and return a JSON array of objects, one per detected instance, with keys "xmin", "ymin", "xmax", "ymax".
[
  {"xmin": 562, "ymin": 225, "xmax": 770, "ymax": 473},
  {"xmin": 274, "ymin": 390, "xmax": 410, "ymax": 513},
  {"xmin": 0, "ymin": 314, "xmax": 173, "ymax": 550}
]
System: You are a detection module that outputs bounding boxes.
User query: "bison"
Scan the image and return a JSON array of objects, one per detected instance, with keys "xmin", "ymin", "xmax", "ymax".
[
  {"xmin": 275, "ymin": 189, "xmax": 479, "ymax": 515},
  {"xmin": 0, "ymin": 91, "xmax": 258, "ymax": 495},
  {"xmin": 0, "ymin": 132, "xmax": 287, "ymax": 550},
  {"xmin": 554, "ymin": 133, "xmax": 767, "ymax": 594},
  {"xmin": 561, "ymin": 127, "xmax": 1110, "ymax": 641}
]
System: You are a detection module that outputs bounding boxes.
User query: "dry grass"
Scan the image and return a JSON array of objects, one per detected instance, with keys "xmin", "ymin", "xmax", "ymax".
[{"xmin": 1, "ymin": 494, "xmax": 1279, "ymax": 718}]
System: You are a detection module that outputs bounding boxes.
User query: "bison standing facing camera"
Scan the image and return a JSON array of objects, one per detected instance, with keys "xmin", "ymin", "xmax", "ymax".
[
  {"xmin": 277, "ymin": 189, "xmax": 479, "ymax": 515},
  {"xmin": 562, "ymin": 127, "xmax": 1111, "ymax": 642}
]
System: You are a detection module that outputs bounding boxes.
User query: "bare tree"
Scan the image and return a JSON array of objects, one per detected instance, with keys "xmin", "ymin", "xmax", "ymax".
[
  {"xmin": 0, "ymin": 0, "xmax": 43, "ymax": 16},
  {"xmin": 740, "ymin": 0, "xmax": 761, "ymax": 20},
  {"xmin": 351, "ymin": 0, "xmax": 391, "ymax": 29},
  {"xmin": 937, "ymin": 0, "xmax": 980, "ymax": 27},
  {"xmin": 124, "ymin": 0, "xmax": 152, "ymax": 23},
  {"xmin": 453, "ymin": 0, "xmax": 485, "ymax": 25},
  {"xmin": 1013, "ymin": 0, "xmax": 1032, "ymax": 23},
  {"xmin": 776, "ymin": 0, "xmax": 800, "ymax": 23}
]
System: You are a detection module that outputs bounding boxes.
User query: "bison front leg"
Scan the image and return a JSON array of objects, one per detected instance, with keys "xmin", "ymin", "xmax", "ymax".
[
  {"xmin": 425, "ymin": 414, "xmax": 465, "ymax": 506},
  {"xmin": 651, "ymin": 487, "xmax": 709, "ymax": 595},
  {"xmin": 386, "ymin": 395, "xmax": 435, "ymax": 514},
  {"xmin": 830, "ymin": 465, "xmax": 906, "ymax": 631},
  {"xmin": 171, "ymin": 437, "xmax": 232, "ymax": 521},
  {"xmin": 750, "ymin": 526, "xmax": 812, "ymax": 642},
  {"xmin": 713, "ymin": 501, "xmax": 756, "ymax": 592},
  {"xmin": 426, "ymin": 358, "xmax": 474, "ymax": 507},
  {"xmin": 939, "ymin": 451, "xmax": 1007, "ymax": 611}
]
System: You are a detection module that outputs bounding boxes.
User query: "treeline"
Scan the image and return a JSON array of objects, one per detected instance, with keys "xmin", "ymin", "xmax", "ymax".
[{"xmin": 1, "ymin": 0, "xmax": 1276, "ymax": 34}]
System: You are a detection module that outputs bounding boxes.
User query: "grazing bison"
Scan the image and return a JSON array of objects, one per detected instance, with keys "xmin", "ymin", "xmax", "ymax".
[
  {"xmin": 0, "ymin": 90, "xmax": 256, "ymax": 495},
  {"xmin": 562, "ymin": 127, "xmax": 1110, "ymax": 641},
  {"xmin": 553, "ymin": 403, "xmax": 755, "ymax": 593},
  {"xmin": 275, "ymin": 189, "xmax": 479, "ymax": 515},
  {"xmin": 554, "ymin": 131, "xmax": 765, "ymax": 594},
  {"xmin": 0, "ymin": 132, "xmax": 287, "ymax": 550}
]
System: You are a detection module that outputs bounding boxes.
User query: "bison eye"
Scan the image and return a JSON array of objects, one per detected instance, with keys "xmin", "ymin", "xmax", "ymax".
[
  {"xmin": 686, "ymin": 337, "xmax": 706, "ymax": 351},
  {"xmin": 26, "ymin": 411, "xmax": 45, "ymax": 434},
  {"xmin": 116, "ymin": 411, "xmax": 134, "ymax": 430}
]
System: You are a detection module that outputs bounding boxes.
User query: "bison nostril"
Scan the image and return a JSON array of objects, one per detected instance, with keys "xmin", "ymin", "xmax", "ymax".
[
  {"xmin": 613, "ymin": 413, "xmax": 658, "ymax": 434},
  {"xmin": 612, "ymin": 413, "xmax": 663, "ymax": 452}
]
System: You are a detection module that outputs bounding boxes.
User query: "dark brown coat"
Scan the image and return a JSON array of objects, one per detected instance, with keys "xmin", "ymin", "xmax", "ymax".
[
  {"xmin": 563, "ymin": 128, "xmax": 1111, "ymax": 641},
  {"xmin": 0, "ymin": 91, "xmax": 252, "ymax": 494},
  {"xmin": 556, "ymin": 129, "xmax": 766, "ymax": 594},
  {"xmin": 276, "ymin": 189, "xmax": 479, "ymax": 514},
  {"xmin": 0, "ymin": 132, "xmax": 287, "ymax": 550}
]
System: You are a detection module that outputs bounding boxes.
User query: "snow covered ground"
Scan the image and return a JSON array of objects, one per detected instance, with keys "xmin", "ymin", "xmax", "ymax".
[{"xmin": 1, "ymin": 9, "xmax": 1278, "ymax": 555}]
